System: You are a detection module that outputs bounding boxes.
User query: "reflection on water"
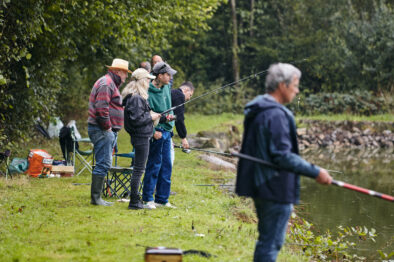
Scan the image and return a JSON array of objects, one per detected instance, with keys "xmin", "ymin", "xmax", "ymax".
[{"xmin": 300, "ymin": 148, "xmax": 394, "ymax": 259}]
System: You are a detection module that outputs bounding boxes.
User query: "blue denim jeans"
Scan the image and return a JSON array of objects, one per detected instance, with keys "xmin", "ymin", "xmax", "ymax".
[
  {"xmin": 88, "ymin": 124, "xmax": 117, "ymax": 178},
  {"xmin": 142, "ymin": 130, "xmax": 172, "ymax": 204},
  {"xmin": 253, "ymin": 198, "xmax": 293, "ymax": 262}
]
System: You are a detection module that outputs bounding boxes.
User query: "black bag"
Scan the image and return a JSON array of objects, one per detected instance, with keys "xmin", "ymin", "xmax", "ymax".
[{"xmin": 59, "ymin": 126, "xmax": 78, "ymax": 160}]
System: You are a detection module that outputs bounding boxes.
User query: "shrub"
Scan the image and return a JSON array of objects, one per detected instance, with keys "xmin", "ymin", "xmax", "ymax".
[
  {"xmin": 288, "ymin": 90, "xmax": 392, "ymax": 115},
  {"xmin": 289, "ymin": 216, "xmax": 377, "ymax": 261}
]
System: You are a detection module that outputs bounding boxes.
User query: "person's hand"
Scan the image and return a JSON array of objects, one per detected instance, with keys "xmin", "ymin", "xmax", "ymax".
[
  {"xmin": 153, "ymin": 130, "xmax": 162, "ymax": 140},
  {"xmin": 181, "ymin": 138, "xmax": 190, "ymax": 149},
  {"xmin": 166, "ymin": 114, "xmax": 176, "ymax": 122},
  {"xmin": 151, "ymin": 112, "xmax": 161, "ymax": 121},
  {"xmin": 316, "ymin": 168, "xmax": 332, "ymax": 185}
]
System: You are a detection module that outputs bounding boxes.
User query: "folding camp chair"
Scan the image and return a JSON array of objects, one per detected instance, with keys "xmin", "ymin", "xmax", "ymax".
[
  {"xmin": 102, "ymin": 143, "xmax": 135, "ymax": 198},
  {"xmin": 70, "ymin": 126, "xmax": 93, "ymax": 176},
  {"xmin": 60, "ymin": 125, "xmax": 93, "ymax": 176}
]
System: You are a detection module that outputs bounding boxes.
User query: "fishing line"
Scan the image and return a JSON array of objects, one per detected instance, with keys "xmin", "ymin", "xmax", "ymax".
[{"xmin": 161, "ymin": 58, "xmax": 309, "ymax": 115}]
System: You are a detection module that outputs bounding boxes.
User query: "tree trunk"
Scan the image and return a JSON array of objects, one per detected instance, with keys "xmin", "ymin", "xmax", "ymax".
[
  {"xmin": 230, "ymin": 0, "xmax": 240, "ymax": 82},
  {"xmin": 250, "ymin": 0, "xmax": 255, "ymax": 37}
]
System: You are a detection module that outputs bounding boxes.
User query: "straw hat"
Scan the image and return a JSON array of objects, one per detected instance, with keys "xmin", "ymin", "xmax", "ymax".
[
  {"xmin": 132, "ymin": 68, "xmax": 156, "ymax": 80},
  {"xmin": 106, "ymin": 58, "xmax": 132, "ymax": 73}
]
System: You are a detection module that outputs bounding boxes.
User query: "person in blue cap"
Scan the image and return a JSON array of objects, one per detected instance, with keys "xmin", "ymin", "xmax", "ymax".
[{"xmin": 142, "ymin": 61, "xmax": 177, "ymax": 209}]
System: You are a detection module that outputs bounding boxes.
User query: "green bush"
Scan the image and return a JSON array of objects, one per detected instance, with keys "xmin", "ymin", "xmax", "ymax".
[
  {"xmin": 289, "ymin": 216, "xmax": 377, "ymax": 261},
  {"xmin": 288, "ymin": 90, "xmax": 392, "ymax": 115},
  {"xmin": 186, "ymin": 81, "xmax": 248, "ymax": 115}
]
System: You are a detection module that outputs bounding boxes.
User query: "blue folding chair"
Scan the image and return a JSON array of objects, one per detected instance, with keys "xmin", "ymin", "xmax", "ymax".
[{"xmin": 103, "ymin": 142, "xmax": 135, "ymax": 198}]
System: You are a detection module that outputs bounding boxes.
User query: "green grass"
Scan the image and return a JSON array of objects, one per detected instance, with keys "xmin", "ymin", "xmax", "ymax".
[
  {"xmin": 0, "ymin": 114, "xmax": 308, "ymax": 262},
  {"xmin": 185, "ymin": 113, "xmax": 244, "ymax": 134}
]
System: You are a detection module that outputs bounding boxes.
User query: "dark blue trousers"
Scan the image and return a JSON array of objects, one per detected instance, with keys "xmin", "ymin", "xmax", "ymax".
[
  {"xmin": 142, "ymin": 130, "xmax": 172, "ymax": 204},
  {"xmin": 253, "ymin": 198, "xmax": 293, "ymax": 262}
]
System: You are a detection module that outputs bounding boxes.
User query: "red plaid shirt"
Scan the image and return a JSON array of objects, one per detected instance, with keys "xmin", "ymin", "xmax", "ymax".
[{"xmin": 88, "ymin": 73, "xmax": 124, "ymax": 131}]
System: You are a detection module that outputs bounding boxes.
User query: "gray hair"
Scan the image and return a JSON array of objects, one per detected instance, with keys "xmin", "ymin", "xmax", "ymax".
[
  {"xmin": 140, "ymin": 61, "xmax": 151, "ymax": 72},
  {"xmin": 265, "ymin": 63, "xmax": 301, "ymax": 93},
  {"xmin": 179, "ymin": 81, "xmax": 195, "ymax": 91}
]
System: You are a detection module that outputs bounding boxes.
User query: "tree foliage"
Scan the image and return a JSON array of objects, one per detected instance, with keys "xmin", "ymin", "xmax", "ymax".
[
  {"xmin": 0, "ymin": 0, "xmax": 222, "ymax": 147},
  {"xmin": 0, "ymin": 0, "xmax": 392, "ymax": 148},
  {"xmin": 171, "ymin": 0, "xmax": 393, "ymax": 114}
]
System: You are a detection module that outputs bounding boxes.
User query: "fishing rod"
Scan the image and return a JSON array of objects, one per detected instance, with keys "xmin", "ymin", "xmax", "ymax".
[
  {"xmin": 174, "ymin": 145, "xmax": 233, "ymax": 157},
  {"xmin": 175, "ymin": 145, "xmax": 394, "ymax": 202},
  {"xmin": 160, "ymin": 58, "xmax": 309, "ymax": 116},
  {"xmin": 175, "ymin": 145, "xmax": 342, "ymax": 174}
]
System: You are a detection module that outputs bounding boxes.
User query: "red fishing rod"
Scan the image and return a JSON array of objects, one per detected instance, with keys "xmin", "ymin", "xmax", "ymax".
[
  {"xmin": 232, "ymin": 152, "xmax": 394, "ymax": 203},
  {"xmin": 331, "ymin": 180, "xmax": 394, "ymax": 202},
  {"xmin": 175, "ymin": 145, "xmax": 394, "ymax": 202}
]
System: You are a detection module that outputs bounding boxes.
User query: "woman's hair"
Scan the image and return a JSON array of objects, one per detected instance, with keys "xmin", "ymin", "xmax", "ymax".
[{"xmin": 121, "ymin": 78, "xmax": 149, "ymax": 100}]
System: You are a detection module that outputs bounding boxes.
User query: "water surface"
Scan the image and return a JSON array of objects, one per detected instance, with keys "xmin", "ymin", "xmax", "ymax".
[{"xmin": 301, "ymin": 148, "xmax": 393, "ymax": 259}]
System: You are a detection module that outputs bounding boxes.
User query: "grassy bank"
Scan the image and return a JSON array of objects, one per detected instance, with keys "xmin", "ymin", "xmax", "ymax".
[{"xmin": 0, "ymin": 113, "xmax": 306, "ymax": 261}]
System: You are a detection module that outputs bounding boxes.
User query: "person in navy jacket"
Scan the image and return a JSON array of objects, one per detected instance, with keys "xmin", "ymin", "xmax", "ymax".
[
  {"xmin": 171, "ymin": 81, "xmax": 194, "ymax": 149},
  {"xmin": 236, "ymin": 63, "xmax": 332, "ymax": 262}
]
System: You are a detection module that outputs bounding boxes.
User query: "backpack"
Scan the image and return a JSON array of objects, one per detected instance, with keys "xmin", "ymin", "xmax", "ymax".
[{"xmin": 25, "ymin": 149, "xmax": 53, "ymax": 177}]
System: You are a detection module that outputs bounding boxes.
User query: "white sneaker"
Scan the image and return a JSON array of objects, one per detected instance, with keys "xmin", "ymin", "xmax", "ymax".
[
  {"xmin": 143, "ymin": 201, "xmax": 156, "ymax": 209},
  {"xmin": 155, "ymin": 202, "xmax": 176, "ymax": 209}
]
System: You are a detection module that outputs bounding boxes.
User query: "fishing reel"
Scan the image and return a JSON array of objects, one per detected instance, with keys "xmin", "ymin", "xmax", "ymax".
[
  {"xmin": 174, "ymin": 145, "xmax": 191, "ymax": 154},
  {"xmin": 182, "ymin": 148, "xmax": 191, "ymax": 154},
  {"xmin": 165, "ymin": 114, "xmax": 176, "ymax": 122}
]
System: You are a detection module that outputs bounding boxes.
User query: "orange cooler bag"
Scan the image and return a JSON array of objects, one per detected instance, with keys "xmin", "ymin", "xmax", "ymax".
[{"xmin": 26, "ymin": 149, "xmax": 53, "ymax": 177}]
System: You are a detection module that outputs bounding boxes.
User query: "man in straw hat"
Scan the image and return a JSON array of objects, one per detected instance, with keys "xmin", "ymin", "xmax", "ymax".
[{"xmin": 88, "ymin": 58, "xmax": 131, "ymax": 206}]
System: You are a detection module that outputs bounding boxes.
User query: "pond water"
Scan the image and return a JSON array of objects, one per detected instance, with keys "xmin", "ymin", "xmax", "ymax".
[{"xmin": 301, "ymin": 148, "xmax": 394, "ymax": 260}]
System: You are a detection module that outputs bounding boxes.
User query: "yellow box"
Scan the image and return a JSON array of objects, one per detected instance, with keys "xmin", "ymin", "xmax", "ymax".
[
  {"xmin": 145, "ymin": 247, "xmax": 182, "ymax": 262},
  {"xmin": 51, "ymin": 165, "xmax": 74, "ymax": 177}
]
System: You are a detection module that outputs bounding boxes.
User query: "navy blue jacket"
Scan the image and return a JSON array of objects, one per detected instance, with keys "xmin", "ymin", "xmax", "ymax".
[
  {"xmin": 171, "ymin": 89, "xmax": 187, "ymax": 139},
  {"xmin": 235, "ymin": 95, "xmax": 320, "ymax": 204}
]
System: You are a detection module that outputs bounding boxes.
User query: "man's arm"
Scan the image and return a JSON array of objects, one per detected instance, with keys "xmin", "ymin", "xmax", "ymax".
[
  {"xmin": 94, "ymin": 84, "xmax": 112, "ymax": 131},
  {"xmin": 171, "ymin": 89, "xmax": 188, "ymax": 142},
  {"xmin": 265, "ymin": 111, "xmax": 321, "ymax": 178},
  {"xmin": 174, "ymin": 117, "xmax": 187, "ymax": 139}
]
